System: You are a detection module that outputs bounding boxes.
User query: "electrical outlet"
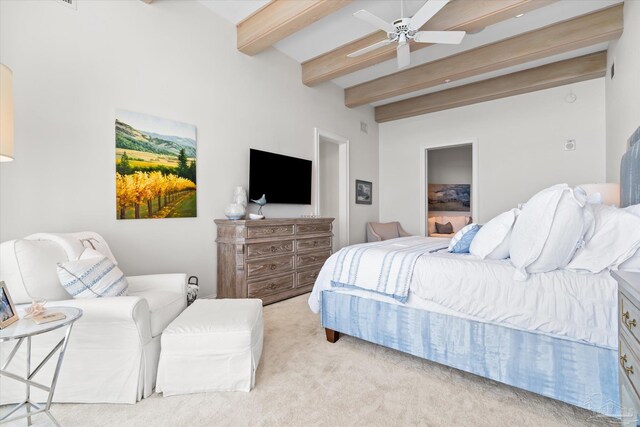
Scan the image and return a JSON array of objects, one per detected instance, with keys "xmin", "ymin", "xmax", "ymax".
[
  {"xmin": 360, "ymin": 121, "xmax": 368, "ymax": 134},
  {"xmin": 564, "ymin": 140, "xmax": 576, "ymax": 151}
]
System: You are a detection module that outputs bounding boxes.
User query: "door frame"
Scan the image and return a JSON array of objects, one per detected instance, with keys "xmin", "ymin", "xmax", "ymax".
[
  {"xmin": 419, "ymin": 139, "xmax": 479, "ymax": 236},
  {"xmin": 314, "ymin": 128, "xmax": 350, "ymax": 249}
]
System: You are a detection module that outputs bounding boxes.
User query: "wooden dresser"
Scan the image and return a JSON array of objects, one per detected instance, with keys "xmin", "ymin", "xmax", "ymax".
[
  {"xmin": 215, "ymin": 218, "xmax": 334, "ymax": 305},
  {"xmin": 613, "ymin": 270, "xmax": 640, "ymax": 426}
]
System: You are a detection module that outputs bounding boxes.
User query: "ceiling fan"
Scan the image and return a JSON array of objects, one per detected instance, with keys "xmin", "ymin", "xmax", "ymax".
[{"xmin": 348, "ymin": 0, "xmax": 466, "ymax": 69}]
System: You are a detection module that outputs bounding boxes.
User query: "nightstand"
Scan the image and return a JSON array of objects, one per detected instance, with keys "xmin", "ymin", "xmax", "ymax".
[{"xmin": 613, "ymin": 270, "xmax": 640, "ymax": 426}]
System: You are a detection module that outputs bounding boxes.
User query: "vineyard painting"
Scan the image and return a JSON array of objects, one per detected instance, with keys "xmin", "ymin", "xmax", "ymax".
[{"xmin": 115, "ymin": 110, "xmax": 197, "ymax": 220}]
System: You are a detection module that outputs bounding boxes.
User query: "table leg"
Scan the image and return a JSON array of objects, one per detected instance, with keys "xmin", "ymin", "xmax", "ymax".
[
  {"xmin": 26, "ymin": 336, "xmax": 31, "ymax": 426},
  {"xmin": 45, "ymin": 323, "xmax": 74, "ymax": 414}
]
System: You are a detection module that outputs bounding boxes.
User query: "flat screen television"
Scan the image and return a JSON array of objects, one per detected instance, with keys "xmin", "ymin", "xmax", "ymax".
[{"xmin": 249, "ymin": 149, "xmax": 312, "ymax": 205}]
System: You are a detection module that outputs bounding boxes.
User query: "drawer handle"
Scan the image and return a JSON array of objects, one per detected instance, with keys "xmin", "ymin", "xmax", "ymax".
[
  {"xmin": 268, "ymin": 283, "xmax": 278, "ymax": 290},
  {"xmin": 270, "ymin": 264, "xmax": 277, "ymax": 270},
  {"xmin": 270, "ymin": 246, "xmax": 277, "ymax": 252},
  {"xmin": 621, "ymin": 354, "xmax": 635, "ymax": 376},
  {"xmin": 623, "ymin": 311, "xmax": 637, "ymax": 329},
  {"xmin": 313, "ymin": 241, "xmax": 319, "ymax": 246}
]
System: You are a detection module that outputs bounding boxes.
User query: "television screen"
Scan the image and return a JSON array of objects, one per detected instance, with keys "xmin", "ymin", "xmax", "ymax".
[{"xmin": 249, "ymin": 149, "xmax": 312, "ymax": 205}]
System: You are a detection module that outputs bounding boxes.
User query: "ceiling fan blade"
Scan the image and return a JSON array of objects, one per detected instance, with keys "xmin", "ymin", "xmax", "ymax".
[
  {"xmin": 353, "ymin": 10, "xmax": 397, "ymax": 33},
  {"xmin": 397, "ymin": 42, "xmax": 410, "ymax": 69},
  {"xmin": 410, "ymin": 0, "xmax": 449, "ymax": 30},
  {"xmin": 347, "ymin": 39, "xmax": 393, "ymax": 58},
  {"xmin": 414, "ymin": 30, "xmax": 465, "ymax": 44}
]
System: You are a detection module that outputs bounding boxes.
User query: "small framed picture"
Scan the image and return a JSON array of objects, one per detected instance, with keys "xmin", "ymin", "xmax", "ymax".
[
  {"xmin": 355, "ymin": 180, "xmax": 372, "ymax": 205},
  {"xmin": 0, "ymin": 281, "xmax": 19, "ymax": 329}
]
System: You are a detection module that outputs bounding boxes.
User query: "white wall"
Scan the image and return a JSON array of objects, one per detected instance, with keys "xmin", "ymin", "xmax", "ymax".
[
  {"xmin": 380, "ymin": 78, "xmax": 606, "ymax": 235},
  {"xmin": 606, "ymin": 0, "xmax": 640, "ymax": 182},
  {"xmin": 0, "ymin": 0, "xmax": 379, "ymax": 296},
  {"xmin": 427, "ymin": 145, "xmax": 472, "ymax": 218},
  {"xmin": 319, "ymin": 139, "xmax": 340, "ymax": 252}
]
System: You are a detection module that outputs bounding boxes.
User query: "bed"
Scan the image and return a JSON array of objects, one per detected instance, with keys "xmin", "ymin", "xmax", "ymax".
[
  {"xmin": 309, "ymin": 239, "xmax": 619, "ymax": 417},
  {"xmin": 308, "ymin": 132, "xmax": 640, "ymax": 418}
]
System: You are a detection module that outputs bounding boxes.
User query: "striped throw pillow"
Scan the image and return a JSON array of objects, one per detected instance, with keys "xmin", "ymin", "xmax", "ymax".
[{"xmin": 57, "ymin": 248, "xmax": 128, "ymax": 298}]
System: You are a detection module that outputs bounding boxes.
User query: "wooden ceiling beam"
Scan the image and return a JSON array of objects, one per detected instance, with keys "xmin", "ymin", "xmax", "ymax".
[
  {"xmin": 302, "ymin": 0, "xmax": 556, "ymax": 87},
  {"xmin": 375, "ymin": 51, "xmax": 607, "ymax": 122},
  {"xmin": 237, "ymin": 0, "xmax": 352, "ymax": 56},
  {"xmin": 346, "ymin": 4, "xmax": 622, "ymax": 108}
]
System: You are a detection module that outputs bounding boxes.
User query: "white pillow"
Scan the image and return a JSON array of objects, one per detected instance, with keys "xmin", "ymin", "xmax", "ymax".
[
  {"xmin": 57, "ymin": 248, "xmax": 128, "ymax": 298},
  {"xmin": 509, "ymin": 184, "xmax": 587, "ymax": 280},
  {"xmin": 470, "ymin": 209, "xmax": 519, "ymax": 260},
  {"xmin": 568, "ymin": 204, "xmax": 640, "ymax": 273}
]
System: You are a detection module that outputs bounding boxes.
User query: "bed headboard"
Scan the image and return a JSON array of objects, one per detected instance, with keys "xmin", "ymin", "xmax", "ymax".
[{"xmin": 621, "ymin": 126, "xmax": 640, "ymax": 207}]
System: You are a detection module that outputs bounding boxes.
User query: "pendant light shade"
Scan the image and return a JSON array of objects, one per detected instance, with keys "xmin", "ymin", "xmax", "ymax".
[{"xmin": 1, "ymin": 64, "xmax": 14, "ymax": 162}]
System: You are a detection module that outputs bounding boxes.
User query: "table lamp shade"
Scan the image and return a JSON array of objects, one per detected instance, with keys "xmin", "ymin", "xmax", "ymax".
[
  {"xmin": 579, "ymin": 183, "xmax": 621, "ymax": 207},
  {"xmin": 0, "ymin": 64, "xmax": 14, "ymax": 162}
]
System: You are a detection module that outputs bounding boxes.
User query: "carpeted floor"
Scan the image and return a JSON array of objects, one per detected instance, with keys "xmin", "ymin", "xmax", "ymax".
[{"xmin": 5, "ymin": 294, "xmax": 617, "ymax": 426}]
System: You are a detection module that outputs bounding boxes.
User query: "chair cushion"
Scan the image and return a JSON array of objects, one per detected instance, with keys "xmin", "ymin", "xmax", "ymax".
[
  {"xmin": 372, "ymin": 222, "xmax": 400, "ymax": 240},
  {"xmin": 13, "ymin": 239, "xmax": 71, "ymax": 301},
  {"xmin": 129, "ymin": 289, "xmax": 186, "ymax": 337},
  {"xmin": 57, "ymin": 249, "xmax": 128, "ymax": 298}
]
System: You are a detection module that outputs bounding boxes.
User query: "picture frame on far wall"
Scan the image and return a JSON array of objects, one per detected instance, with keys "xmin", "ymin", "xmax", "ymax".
[
  {"xmin": 0, "ymin": 281, "xmax": 19, "ymax": 329},
  {"xmin": 355, "ymin": 180, "xmax": 372, "ymax": 205}
]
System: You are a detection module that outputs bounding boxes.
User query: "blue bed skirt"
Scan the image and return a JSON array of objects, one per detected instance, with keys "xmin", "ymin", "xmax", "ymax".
[{"xmin": 321, "ymin": 290, "xmax": 620, "ymax": 417}]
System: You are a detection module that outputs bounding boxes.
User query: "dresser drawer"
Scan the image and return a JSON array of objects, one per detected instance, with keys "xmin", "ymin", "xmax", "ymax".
[
  {"xmin": 248, "ymin": 274, "xmax": 294, "ymax": 299},
  {"xmin": 297, "ymin": 237, "xmax": 331, "ymax": 252},
  {"xmin": 297, "ymin": 268, "xmax": 321, "ymax": 287},
  {"xmin": 621, "ymin": 293, "xmax": 640, "ymax": 345},
  {"xmin": 246, "ymin": 255, "xmax": 294, "ymax": 278},
  {"xmin": 297, "ymin": 223, "xmax": 331, "ymax": 235},
  {"xmin": 247, "ymin": 240, "xmax": 294, "ymax": 258},
  {"xmin": 620, "ymin": 335, "xmax": 640, "ymax": 400},
  {"xmin": 247, "ymin": 225, "xmax": 295, "ymax": 239},
  {"xmin": 297, "ymin": 250, "xmax": 331, "ymax": 268}
]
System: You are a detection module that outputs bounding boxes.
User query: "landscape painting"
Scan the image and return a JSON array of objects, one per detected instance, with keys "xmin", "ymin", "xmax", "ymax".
[
  {"xmin": 115, "ymin": 109, "xmax": 197, "ymax": 219},
  {"xmin": 428, "ymin": 184, "xmax": 470, "ymax": 212}
]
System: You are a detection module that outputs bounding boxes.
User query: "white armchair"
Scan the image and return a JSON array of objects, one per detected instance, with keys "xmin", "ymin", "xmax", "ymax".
[{"xmin": 0, "ymin": 232, "xmax": 187, "ymax": 404}]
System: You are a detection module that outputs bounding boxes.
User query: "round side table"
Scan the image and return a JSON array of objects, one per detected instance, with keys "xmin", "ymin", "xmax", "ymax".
[{"xmin": 0, "ymin": 307, "xmax": 82, "ymax": 427}]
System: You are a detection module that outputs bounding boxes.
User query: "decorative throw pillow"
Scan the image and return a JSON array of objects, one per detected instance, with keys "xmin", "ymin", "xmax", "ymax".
[
  {"xmin": 435, "ymin": 222, "xmax": 453, "ymax": 234},
  {"xmin": 469, "ymin": 208, "xmax": 519, "ymax": 260},
  {"xmin": 448, "ymin": 224, "xmax": 481, "ymax": 253},
  {"xmin": 57, "ymin": 248, "xmax": 128, "ymax": 298}
]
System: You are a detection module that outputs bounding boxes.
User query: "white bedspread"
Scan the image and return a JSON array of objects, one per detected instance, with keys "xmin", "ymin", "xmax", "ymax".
[{"xmin": 309, "ymin": 238, "xmax": 618, "ymax": 348}]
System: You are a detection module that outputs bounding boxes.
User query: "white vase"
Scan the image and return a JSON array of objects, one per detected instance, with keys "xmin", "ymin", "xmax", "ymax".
[
  {"xmin": 234, "ymin": 186, "xmax": 248, "ymax": 208},
  {"xmin": 224, "ymin": 203, "xmax": 245, "ymax": 220}
]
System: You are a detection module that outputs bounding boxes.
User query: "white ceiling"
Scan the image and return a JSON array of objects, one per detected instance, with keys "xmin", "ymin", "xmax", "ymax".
[{"xmin": 200, "ymin": 0, "xmax": 621, "ymax": 106}]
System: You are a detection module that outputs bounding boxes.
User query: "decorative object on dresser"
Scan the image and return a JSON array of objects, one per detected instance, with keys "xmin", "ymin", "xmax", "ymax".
[
  {"xmin": 224, "ymin": 186, "xmax": 248, "ymax": 220},
  {"xmin": 613, "ymin": 270, "xmax": 640, "ymax": 425},
  {"xmin": 215, "ymin": 218, "xmax": 334, "ymax": 304},
  {"xmin": 250, "ymin": 194, "xmax": 267, "ymax": 218}
]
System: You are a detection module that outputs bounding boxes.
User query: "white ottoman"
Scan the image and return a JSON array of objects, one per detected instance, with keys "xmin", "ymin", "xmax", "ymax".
[{"xmin": 156, "ymin": 299, "xmax": 263, "ymax": 396}]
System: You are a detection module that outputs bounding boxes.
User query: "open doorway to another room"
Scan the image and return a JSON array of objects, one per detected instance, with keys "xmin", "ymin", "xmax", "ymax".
[
  {"xmin": 314, "ymin": 129, "xmax": 349, "ymax": 252},
  {"xmin": 420, "ymin": 142, "xmax": 478, "ymax": 237}
]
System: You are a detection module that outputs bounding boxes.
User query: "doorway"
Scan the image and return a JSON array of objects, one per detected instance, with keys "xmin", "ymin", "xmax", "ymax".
[
  {"xmin": 420, "ymin": 140, "xmax": 479, "ymax": 236},
  {"xmin": 314, "ymin": 129, "xmax": 349, "ymax": 252}
]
